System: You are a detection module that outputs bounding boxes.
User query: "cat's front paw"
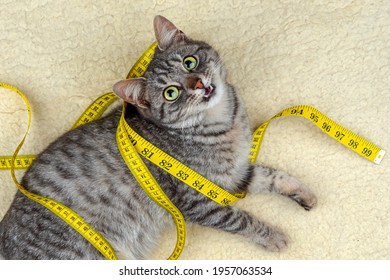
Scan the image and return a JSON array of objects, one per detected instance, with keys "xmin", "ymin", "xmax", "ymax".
[
  {"xmin": 276, "ymin": 174, "xmax": 317, "ymax": 211},
  {"xmin": 288, "ymin": 190, "xmax": 317, "ymax": 211},
  {"xmin": 258, "ymin": 227, "xmax": 288, "ymax": 252}
]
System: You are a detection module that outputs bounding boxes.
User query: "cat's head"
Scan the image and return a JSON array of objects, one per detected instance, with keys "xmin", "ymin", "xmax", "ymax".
[{"xmin": 113, "ymin": 15, "xmax": 229, "ymax": 129}]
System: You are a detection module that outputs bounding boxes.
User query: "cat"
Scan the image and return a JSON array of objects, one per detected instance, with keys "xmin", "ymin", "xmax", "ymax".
[{"xmin": 0, "ymin": 15, "xmax": 317, "ymax": 259}]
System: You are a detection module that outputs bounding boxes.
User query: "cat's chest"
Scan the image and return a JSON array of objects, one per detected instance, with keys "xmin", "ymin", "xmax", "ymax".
[{"xmin": 200, "ymin": 131, "xmax": 250, "ymax": 159}]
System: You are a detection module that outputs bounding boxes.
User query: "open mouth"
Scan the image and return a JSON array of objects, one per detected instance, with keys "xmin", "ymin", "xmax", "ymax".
[{"xmin": 203, "ymin": 84, "xmax": 215, "ymax": 100}]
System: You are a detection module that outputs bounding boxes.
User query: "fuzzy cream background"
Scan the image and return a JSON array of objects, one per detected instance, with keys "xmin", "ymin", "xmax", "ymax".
[{"xmin": 0, "ymin": 0, "xmax": 389, "ymax": 260}]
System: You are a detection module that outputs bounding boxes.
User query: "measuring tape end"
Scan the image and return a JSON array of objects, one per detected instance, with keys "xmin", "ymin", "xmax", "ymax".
[{"xmin": 374, "ymin": 150, "xmax": 386, "ymax": 165}]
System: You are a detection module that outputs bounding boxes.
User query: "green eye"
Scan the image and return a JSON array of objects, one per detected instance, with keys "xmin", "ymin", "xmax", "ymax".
[
  {"xmin": 183, "ymin": 56, "xmax": 198, "ymax": 71},
  {"xmin": 163, "ymin": 86, "xmax": 180, "ymax": 101}
]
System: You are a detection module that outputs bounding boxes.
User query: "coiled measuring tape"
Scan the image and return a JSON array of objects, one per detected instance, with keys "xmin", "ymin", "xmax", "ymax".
[
  {"xmin": 0, "ymin": 82, "xmax": 117, "ymax": 260},
  {"xmin": 1, "ymin": 41, "xmax": 386, "ymax": 260},
  {"xmin": 0, "ymin": 42, "xmax": 190, "ymax": 260}
]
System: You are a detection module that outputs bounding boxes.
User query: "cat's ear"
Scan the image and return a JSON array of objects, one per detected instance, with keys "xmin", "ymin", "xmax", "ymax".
[
  {"xmin": 112, "ymin": 78, "xmax": 149, "ymax": 108},
  {"xmin": 154, "ymin": 15, "xmax": 187, "ymax": 50}
]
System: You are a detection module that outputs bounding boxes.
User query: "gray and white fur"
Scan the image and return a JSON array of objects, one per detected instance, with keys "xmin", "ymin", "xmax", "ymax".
[{"xmin": 0, "ymin": 16, "xmax": 317, "ymax": 259}]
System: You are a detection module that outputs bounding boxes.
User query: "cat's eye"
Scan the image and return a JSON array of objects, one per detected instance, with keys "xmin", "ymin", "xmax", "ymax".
[
  {"xmin": 183, "ymin": 56, "xmax": 198, "ymax": 71},
  {"xmin": 163, "ymin": 86, "xmax": 180, "ymax": 101}
]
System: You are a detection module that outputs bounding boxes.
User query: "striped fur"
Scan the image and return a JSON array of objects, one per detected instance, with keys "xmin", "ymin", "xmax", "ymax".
[{"xmin": 0, "ymin": 16, "xmax": 316, "ymax": 259}]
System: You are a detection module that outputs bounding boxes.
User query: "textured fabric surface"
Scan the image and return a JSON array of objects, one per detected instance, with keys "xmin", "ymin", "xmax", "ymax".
[{"xmin": 0, "ymin": 0, "xmax": 389, "ymax": 259}]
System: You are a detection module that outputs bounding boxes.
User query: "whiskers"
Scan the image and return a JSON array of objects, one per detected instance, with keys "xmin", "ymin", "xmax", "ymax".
[
  {"xmin": 210, "ymin": 57, "xmax": 224, "ymax": 77},
  {"xmin": 176, "ymin": 95, "xmax": 203, "ymax": 131}
]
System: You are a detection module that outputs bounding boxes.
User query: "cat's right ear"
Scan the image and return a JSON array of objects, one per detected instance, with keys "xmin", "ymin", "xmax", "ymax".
[
  {"xmin": 154, "ymin": 15, "xmax": 187, "ymax": 50},
  {"xmin": 112, "ymin": 78, "xmax": 149, "ymax": 109}
]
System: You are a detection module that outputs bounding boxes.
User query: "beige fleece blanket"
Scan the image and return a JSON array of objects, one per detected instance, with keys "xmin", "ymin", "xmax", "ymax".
[{"xmin": 0, "ymin": 0, "xmax": 389, "ymax": 259}]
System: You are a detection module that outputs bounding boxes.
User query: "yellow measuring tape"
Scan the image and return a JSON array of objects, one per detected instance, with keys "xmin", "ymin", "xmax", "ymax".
[
  {"xmin": 249, "ymin": 106, "xmax": 386, "ymax": 165},
  {"xmin": 1, "ymin": 41, "xmax": 386, "ymax": 260}
]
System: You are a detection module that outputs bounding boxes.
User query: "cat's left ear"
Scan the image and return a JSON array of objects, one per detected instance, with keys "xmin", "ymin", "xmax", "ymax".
[
  {"xmin": 112, "ymin": 78, "xmax": 149, "ymax": 108},
  {"xmin": 154, "ymin": 15, "xmax": 188, "ymax": 50}
]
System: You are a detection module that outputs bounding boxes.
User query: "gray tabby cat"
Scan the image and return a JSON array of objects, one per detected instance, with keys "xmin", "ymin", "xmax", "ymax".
[{"xmin": 0, "ymin": 16, "xmax": 317, "ymax": 259}]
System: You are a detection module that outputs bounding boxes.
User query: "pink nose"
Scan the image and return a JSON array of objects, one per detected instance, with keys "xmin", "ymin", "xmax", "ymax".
[{"xmin": 194, "ymin": 79, "xmax": 204, "ymax": 90}]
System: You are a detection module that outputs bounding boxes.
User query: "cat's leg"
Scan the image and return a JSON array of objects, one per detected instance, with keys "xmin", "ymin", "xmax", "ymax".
[
  {"xmin": 187, "ymin": 204, "xmax": 288, "ymax": 251},
  {"xmin": 246, "ymin": 165, "xmax": 317, "ymax": 210}
]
